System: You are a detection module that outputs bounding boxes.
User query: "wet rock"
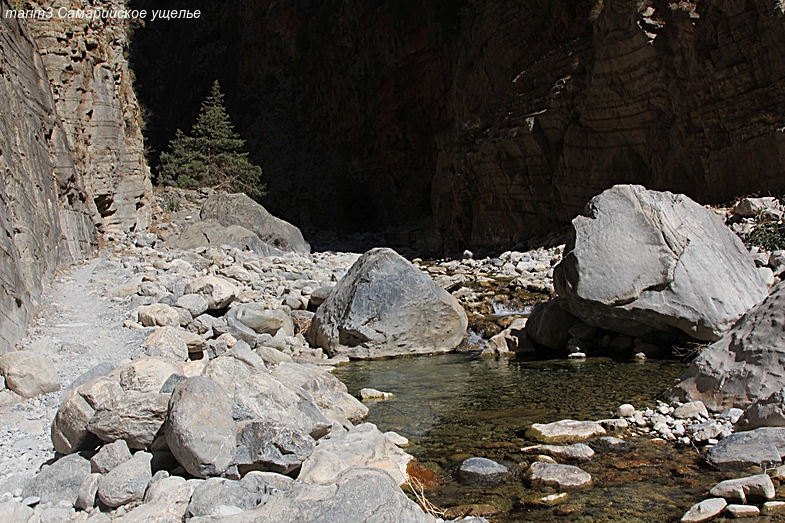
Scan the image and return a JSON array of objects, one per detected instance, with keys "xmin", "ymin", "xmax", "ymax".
[
  {"xmin": 555, "ymin": 185, "xmax": 766, "ymax": 342},
  {"xmin": 615, "ymin": 404, "xmax": 636, "ymax": 417},
  {"xmin": 359, "ymin": 388, "xmax": 394, "ymax": 400},
  {"xmin": 763, "ymin": 501, "xmax": 785, "ymax": 514},
  {"xmin": 674, "ymin": 401, "xmax": 709, "ymax": 419},
  {"xmin": 307, "ymin": 248, "xmax": 467, "ymax": 359},
  {"xmin": 725, "ymin": 504, "xmax": 760, "ymax": 518},
  {"xmin": 681, "ymin": 498, "xmax": 727, "ymax": 522},
  {"xmin": 166, "ymin": 377, "xmax": 236, "ymax": 478},
  {"xmin": 709, "ymin": 474, "xmax": 775, "ymax": 503},
  {"xmin": 458, "ymin": 457, "xmax": 508, "ymax": 484},
  {"xmin": 0, "ymin": 351, "xmax": 60, "ymax": 398},
  {"xmin": 525, "ymin": 420, "xmax": 606, "ymax": 443},
  {"xmin": 97, "ymin": 451, "xmax": 152, "ymax": 508},
  {"xmin": 528, "ymin": 462, "xmax": 592, "ymax": 490},
  {"xmin": 522, "ymin": 443, "xmax": 595, "ymax": 462},
  {"xmin": 524, "ymin": 298, "xmax": 578, "ymax": 352}
]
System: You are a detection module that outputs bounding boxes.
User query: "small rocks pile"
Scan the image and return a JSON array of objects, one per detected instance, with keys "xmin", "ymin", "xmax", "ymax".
[{"xmin": 681, "ymin": 473, "xmax": 785, "ymax": 521}]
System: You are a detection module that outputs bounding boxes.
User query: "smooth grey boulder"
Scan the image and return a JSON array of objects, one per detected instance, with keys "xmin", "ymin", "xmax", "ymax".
[
  {"xmin": 176, "ymin": 294, "xmax": 209, "ymax": 318},
  {"xmin": 169, "ymin": 219, "xmax": 274, "ymax": 256},
  {"xmin": 0, "ymin": 501, "xmax": 33, "ymax": 522},
  {"xmin": 186, "ymin": 477, "xmax": 263, "ymax": 518},
  {"xmin": 24, "ymin": 453, "xmax": 91, "ymax": 505},
  {"xmin": 307, "ymin": 248, "xmax": 468, "ymax": 359},
  {"xmin": 554, "ymin": 185, "xmax": 767, "ymax": 342},
  {"xmin": 166, "ymin": 377, "xmax": 236, "ymax": 478},
  {"xmin": 524, "ymin": 298, "xmax": 578, "ymax": 351},
  {"xmin": 522, "ymin": 443, "xmax": 595, "ymax": 462},
  {"xmin": 235, "ymin": 420, "xmax": 315, "ymax": 474},
  {"xmin": 666, "ymin": 282, "xmax": 785, "ymax": 411},
  {"xmin": 705, "ymin": 428, "xmax": 785, "ymax": 470},
  {"xmin": 75, "ymin": 474, "xmax": 101, "ymax": 510},
  {"xmin": 458, "ymin": 457, "xmax": 508, "ymax": 484},
  {"xmin": 226, "ymin": 467, "xmax": 436, "ymax": 523},
  {"xmin": 97, "ymin": 451, "xmax": 153, "ymax": 508},
  {"xmin": 200, "ymin": 193, "xmax": 310, "ymax": 254}
]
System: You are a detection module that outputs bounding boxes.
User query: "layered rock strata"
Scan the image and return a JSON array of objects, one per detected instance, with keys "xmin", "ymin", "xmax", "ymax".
[{"xmin": 0, "ymin": 2, "xmax": 96, "ymax": 354}]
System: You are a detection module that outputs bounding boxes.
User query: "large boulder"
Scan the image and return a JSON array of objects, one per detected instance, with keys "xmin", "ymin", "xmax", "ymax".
[
  {"xmin": 0, "ymin": 351, "xmax": 60, "ymax": 398},
  {"xmin": 665, "ymin": 281, "xmax": 785, "ymax": 411},
  {"xmin": 199, "ymin": 192, "xmax": 310, "ymax": 254},
  {"xmin": 168, "ymin": 219, "xmax": 276, "ymax": 256},
  {"xmin": 307, "ymin": 248, "xmax": 468, "ymax": 359},
  {"xmin": 166, "ymin": 377, "xmax": 237, "ymax": 478},
  {"xmin": 554, "ymin": 185, "xmax": 767, "ymax": 342}
]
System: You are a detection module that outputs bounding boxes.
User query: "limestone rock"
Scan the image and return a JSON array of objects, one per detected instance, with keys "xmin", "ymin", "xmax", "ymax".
[
  {"xmin": 91, "ymin": 439, "xmax": 133, "ymax": 474},
  {"xmin": 231, "ymin": 304, "xmax": 294, "ymax": 336},
  {"xmin": 176, "ymin": 294, "xmax": 209, "ymax": 318},
  {"xmin": 0, "ymin": 501, "xmax": 34, "ymax": 522},
  {"xmin": 522, "ymin": 443, "xmax": 595, "ymax": 462},
  {"xmin": 709, "ymin": 474, "xmax": 775, "ymax": 503},
  {"xmin": 166, "ymin": 376, "xmax": 237, "ymax": 478},
  {"xmin": 185, "ymin": 276, "xmax": 238, "ymax": 310},
  {"xmin": 23, "ymin": 453, "xmax": 91, "ymax": 505},
  {"xmin": 116, "ymin": 358, "xmax": 182, "ymax": 394},
  {"xmin": 143, "ymin": 327, "xmax": 189, "ymax": 361},
  {"xmin": 705, "ymin": 428, "xmax": 785, "ymax": 471},
  {"xmin": 525, "ymin": 298, "xmax": 578, "ymax": 351},
  {"xmin": 138, "ymin": 303, "xmax": 181, "ymax": 328},
  {"xmin": 270, "ymin": 363, "xmax": 368, "ymax": 423},
  {"xmin": 97, "ymin": 451, "xmax": 153, "ymax": 508},
  {"xmin": 87, "ymin": 391, "xmax": 169, "ymax": 449},
  {"xmin": 681, "ymin": 498, "xmax": 727, "ymax": 522},
  {"xmin": 554, "ymin": 185, "xmax": 767, "ymax": 342},
  {"xmin": 51, "ymin": 387, "xmax": 99, "ymax": 455},
  {"xmin": 458, "ymin": 457, "xmax": 508, "ymax": 484},
  {"xmin": 186, "ymin": 477, "xmax": 263, "ymax": 518},
  {"xmin": 200, "ymin": 192, "xmax": 310, "ymax": 254},
  {"xmin": 298, "ymin": 423, "xmax": 412, "ymax": 486},
  {"xmin": 232, "ymin": 372, "xmax": 331, "ymax": 439},
  {"xmin": 528, "ymin": 462, "xmax": 592, "ymax": 490},
  {"xmin": 169, "ymin": 219, "xmax": 274, "ymax": 256},
  {"xmin": 307, "ymin": 248, "xmax": 467, "ymax": 359},
  {"xmin": 75, "ymin": 474, "xmax": 101, "ymax": 510},
  {"xmin": 525, "ymin": 420, "xmax": 606, "ymax": 443},
  {"xmin": 235, "ymin": 420, "xmax": 315, "ymax": 474},
  {"xmin": 666, "ymin": 282, "xmax": 785, "ymax": 410},
  {"xmin": 725, "ymin": 504, "xmax": 760, "ymax": 518},
  {"xmin": 0, "ymin": 351, "xmax": 60, "ymax": 398}
]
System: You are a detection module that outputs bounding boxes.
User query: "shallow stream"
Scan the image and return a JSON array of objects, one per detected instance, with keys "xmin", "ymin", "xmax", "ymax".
[{"xmin": 333, "ymin": 354, "xmax": 785, "ymax": 522}]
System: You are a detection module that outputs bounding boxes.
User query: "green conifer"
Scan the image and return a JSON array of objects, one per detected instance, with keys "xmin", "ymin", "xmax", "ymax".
[{"xmin": 157, "ymin": 80, "xmax": 266, "ymax": 200}]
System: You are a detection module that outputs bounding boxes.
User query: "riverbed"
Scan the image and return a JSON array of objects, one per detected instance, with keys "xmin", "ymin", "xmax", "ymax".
[{"xmin": 334, "ymin": 354, "xmax": 779, "ymax": 522}]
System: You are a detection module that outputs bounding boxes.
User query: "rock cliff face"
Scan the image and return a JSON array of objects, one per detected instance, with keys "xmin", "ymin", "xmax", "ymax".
[
  {"xmin": 0, "ymin": 0, "xmax": 153, "ymax": 353},
  {"xmin": 132, "ymin": 0, "xmax": 785, "ymax": 253},
  {"xmin": 26, "ymin": 0, "xmax": 153, "ymax": 233},
  {"xmin": 0, "ymin": 2, "xmax": 95, "ymax": 353}
]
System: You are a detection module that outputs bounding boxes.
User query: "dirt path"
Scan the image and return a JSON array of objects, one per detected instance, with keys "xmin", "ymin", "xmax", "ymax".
[{"xmin": 0, "ymin": 250, "xmax": 147, "ymax": 483}]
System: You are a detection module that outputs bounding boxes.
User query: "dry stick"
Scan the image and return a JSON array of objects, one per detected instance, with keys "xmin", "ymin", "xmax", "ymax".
[{"xmin": 406, "ymin": 476, "xmax": 445, "ymax": 518}]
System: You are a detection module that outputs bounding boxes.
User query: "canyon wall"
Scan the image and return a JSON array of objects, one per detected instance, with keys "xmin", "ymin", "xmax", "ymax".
[
  {"xmin": 131, "ymin": 0, "xmax": 785, "ymax": 254},
  {"xmin": 0, "ymin": 0, "xmax": 152, "ymax": 353}
]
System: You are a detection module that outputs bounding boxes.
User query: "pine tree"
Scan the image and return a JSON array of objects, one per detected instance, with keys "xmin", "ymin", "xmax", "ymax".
[{"xmin": 157, "ymin": 81, "xmax": 266, "ymax": 200}]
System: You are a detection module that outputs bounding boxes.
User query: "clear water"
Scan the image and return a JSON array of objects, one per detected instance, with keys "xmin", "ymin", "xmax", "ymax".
[{"xmin": 333, "ymin": 354, "xmax": 785, "ymax": 522}]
